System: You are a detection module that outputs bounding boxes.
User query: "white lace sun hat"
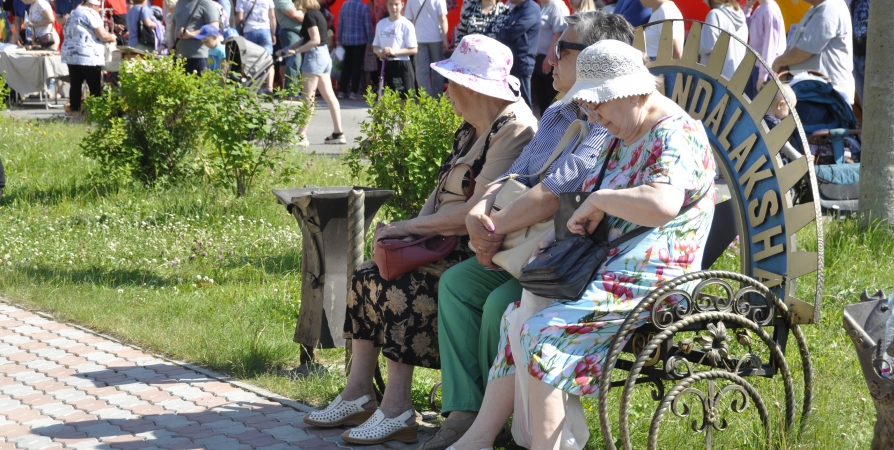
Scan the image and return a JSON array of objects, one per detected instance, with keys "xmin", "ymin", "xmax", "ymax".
[
  {"xmin": 431, "ymin": 35, "xmax": 520, "ymax": 102},
  {"xmin": 564, "ymin": 39, "xmax": 657, "ymax": 105}
]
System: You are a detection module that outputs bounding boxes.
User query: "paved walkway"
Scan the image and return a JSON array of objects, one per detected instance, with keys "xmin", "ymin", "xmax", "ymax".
[{"xmin": 0, "ymin": 302, "xmax": 434, "ymax": 450}]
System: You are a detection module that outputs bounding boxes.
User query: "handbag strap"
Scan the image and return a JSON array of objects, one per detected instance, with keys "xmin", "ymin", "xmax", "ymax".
[
  {"xmin": 589, "ymin": 137, "xmax": 707, "ymax": 247},
  {"xmin": 489, "ymin": 119, "xmax": 587, "ymax": 187},
  {"xmin": 173, "ymin": 0, "xmax": 203, "ymax": 49},
  {"xmin": 409, "ymin": 0, "xmax": 430, "ymax": 25},
  {"xmin": 243, "ymin": 0, "xmax": 259, "ymax": 26}
]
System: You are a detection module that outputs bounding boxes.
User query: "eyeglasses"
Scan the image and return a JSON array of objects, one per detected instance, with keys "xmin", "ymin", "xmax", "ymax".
[
  {"xmin": 554, "ymin": 40, "xmax": 587, "ymax": 61},
  {"xmin": 578, "ymin": 101, "xmax": 602, "ymax": 117}
]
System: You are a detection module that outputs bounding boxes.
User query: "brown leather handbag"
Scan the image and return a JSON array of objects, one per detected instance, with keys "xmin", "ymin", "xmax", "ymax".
[
  {"xmin": 372, "ymin": 226, "xmax": 457, "ymax": 281},
  {"xmin": 372, "ymin": 162, "xmax": 474, "ymax": 280}
]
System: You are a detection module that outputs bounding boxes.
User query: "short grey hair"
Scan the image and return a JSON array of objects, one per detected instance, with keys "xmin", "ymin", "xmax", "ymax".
[{"xmin": 565, "ymin": 11, "xmax": 635, "ymax": 47}]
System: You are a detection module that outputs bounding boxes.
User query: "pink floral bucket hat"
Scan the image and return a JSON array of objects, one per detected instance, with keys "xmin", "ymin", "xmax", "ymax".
[{"xmin": 431, "ymin": 34, "xmax": 520, "ymax": 102}]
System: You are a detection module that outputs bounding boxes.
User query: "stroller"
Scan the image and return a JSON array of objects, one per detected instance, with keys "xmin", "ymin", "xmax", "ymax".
[
  {"xmin": 224, "ymin": 35, "xmax": 274, "ymax": 91},
  {"xmin": 786, "ymin": 71, "xmax": 862, "ymax": 213}
]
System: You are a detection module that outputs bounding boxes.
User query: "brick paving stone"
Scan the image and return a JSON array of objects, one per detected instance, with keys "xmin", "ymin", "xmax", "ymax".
[
  {"xmin": 59, "ymin": 376, "xmax": 98, "ymax": 389},
  {"xmin": 169, "ymin": 425, "xmax": 221, "ymax": 440},
  {"xmin": 8, "ymin": 408, "xmax": 49, "ymax": 424},
  {"xmin": 31, "ymin": 379, "xmax": 67, "ymax": 392},
  {"xmin": 11, "ymin": 371, "xmax": 51, "ymax": 385},
  {"xmin": 10, "ymin": 433, "xmax": 58, "ymax": 450},
  {"xmin": 19, "ymin": 393, "xmax": 57, "ymax": 407},
  {"xmin": 57, "ymin": 412, "xmax": 99, "ymax": 424},
  {"xmin": 7, "ymin": 352, "xmax": 40, "ymax": 363},
  {"xmin": 104, "ymin": 394, "xmax": 148, "ymax": 409},
  {"xmin": 282, "ymin": 437, "xmax": 335, "ymax": 448},
  {"xmin": 119, "ymin": 369, "xmax": 164, "ymax": 381},
  {"xmin": 191, "ymin": 396, "xmax": 230, "ymax": 409},
  {"xmin": 35, "ymin": 322, "xmax": 69, "ymax": 332},
  {"xmin": 193, "ymin": 434, "xmax": 246, "ymax": 449},
  {"xmin": 253, "ymin": 444, "xmax": 297, "ymax": 450},
  {"xmin": 82, "ymin": 353, "xmax": 123, "ymax": 365},
  {"xmin": 66, "ymin": 438, "xmax": 115, "ymax": 449},
  {"xmin": 0, "ymin": 397, "xmax": 26, "ymax": 412},
  {"xmin": 22, "ymin": 417, "xmax": 64, "ymax": 429},
  {"xmin": 111, "ymin": 349, "xmax": 149, "ymax": 360},
  {"xmin": 218, "ymin": 391, "xmax": 263, "ymax": 403},
  {"xmin": 73, "ymin": 363, "xmax": 109, "ymax": 375},
  {"xmin": 116, "ymin": 383, "xmax": 156, "ymax": 395},
  {"xmin": 0, "ymin": 423, "xmax": 34, "ymax": 439},
  {"xmin": 0, "ymin": 375, "xmax": 18, "ymax": 386},
  {"xmin": 150, "ymin": 415, "xmax": 195, "ymax": 430},
  {"xmin": 160, "ymin": 386, "xmax": 205, "ymax": 400},
  {"xmin": 57, "ymin": 356, "xmax": 91, "ymax": 367},
  {"xmin": 0, "ymin": 364, "xmax": 30, "ymax": 375},
  {"xmin": 264, "ymin": 426, "xmax": 313, "ymax": 442},
  {"xmin": 86, "ymin": 387, "xmax": 123, "ymax": 399},
  {"xmin": 93, "ymin": 408, "xmax": 139, "ymax": 421},
  {"xmin": 0, "ymin": 383, "xmax": 37, "ymax": 396},
  {"xmin": 70, "ymin": 399, "xmax": 112, "ymax": 412},
  {"xmin": 76, "ymin": 421, "xmax": 124, "ymax": 439},
  {"xmin": 45, "ymin": 367, "xmax": 78, "ymax": 379},
  {"xmin": 49, "ymin": 388, "xmax": 93, "ymax": 403},
  {"xmin": 203, "ymin": 419, "xmax": 252, "ymax": 436},
  {"xmin": 44, "ymin": 338, "xmax": 80, "ymax": 349},
  {"xmin": 123, "ymin": 404, "xmax": 169, "ymax": 418},
  {"xmin": 34, "ymin": 402, "xmax": 78, "ymax": 418},
  {"xmin": 265, "ymin": 411, "xmax": 306, "ymax": 426},
  {"xmin": 244, "ymin": 419, "xmax": 284, "ymax": 431}
]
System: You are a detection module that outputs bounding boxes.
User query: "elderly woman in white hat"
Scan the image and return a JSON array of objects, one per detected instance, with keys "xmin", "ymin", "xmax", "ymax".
[
  {"xmin": 300, "ymin": 34, "xmax": 537, "ymax": 446},
  {"xmin": 448, "ymin": 39, "xmax": 717, "ymax": 450}
]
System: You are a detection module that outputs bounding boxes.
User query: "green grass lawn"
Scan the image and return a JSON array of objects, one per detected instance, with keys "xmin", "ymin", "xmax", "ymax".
[{"xmin": 0, "ymin": 115, "xmax": 886, "ymax": 448}]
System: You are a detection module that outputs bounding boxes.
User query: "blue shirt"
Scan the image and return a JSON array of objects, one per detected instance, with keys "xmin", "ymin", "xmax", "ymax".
[
  {"xmin": 499, "ymin": 101, "xmax": 609, "ymax": 195},
  {"xmin": 55, "ymin": 0, "xmax": 82, "ymax": 16},
  {"xmin": 126, "ymin": 5, "xmax": 153, "ymax": 47},
  {"xmin": 337, "ymin": 0, "xmax": 371, "ymax": 46},
  {"xmin": 613, "ymin": 0, "xmax": 651, "ymax": 28},
  {"xmin": 496, "ymin": 0, "xmax": 540, "ymax": 77}
]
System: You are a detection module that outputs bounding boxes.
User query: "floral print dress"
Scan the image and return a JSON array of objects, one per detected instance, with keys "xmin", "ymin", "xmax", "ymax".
[{"xmin": 488, "ymin": 114, "xmax": 716, "ymax": 396}]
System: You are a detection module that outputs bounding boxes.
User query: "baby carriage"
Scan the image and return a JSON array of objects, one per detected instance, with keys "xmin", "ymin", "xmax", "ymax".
[
  {"xmin": 785, "ymin": 71, "xmax": 861, "ymax": 213},
  {"xmin": 224, "ymin": 34, "xmax": 274, "ymax": 91}
]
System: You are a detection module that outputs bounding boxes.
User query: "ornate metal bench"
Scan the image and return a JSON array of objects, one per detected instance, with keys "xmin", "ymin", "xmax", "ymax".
[{"xmin": 589, "ymin": 21, "xmax": 823, "ymax": 449}]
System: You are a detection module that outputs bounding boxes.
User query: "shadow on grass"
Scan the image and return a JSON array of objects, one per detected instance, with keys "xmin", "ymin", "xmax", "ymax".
[
  {"xmin": 12, "ymin": 265, "xmax": 176, "ymax": 288},
  {"xmin": 218, "ymin": 253, "xmax": 303, "ymax": 277},
  {"xmin": 3, "ymin": 181, "xmax": 118, "ymax": 208}
]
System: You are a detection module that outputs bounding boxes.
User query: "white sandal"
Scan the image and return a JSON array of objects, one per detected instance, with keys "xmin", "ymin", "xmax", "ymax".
[
  {"xmin": 341, "ymin": 409, "xmax": 418, "ymax": 445},
  {"xmin": 303, "ymin": 394, "xmax": 376, "ymax": 427}
]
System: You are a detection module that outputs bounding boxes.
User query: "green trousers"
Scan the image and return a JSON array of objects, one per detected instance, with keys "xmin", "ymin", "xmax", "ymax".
[{"xmin": 438, "ymin": 257, "xmax": 522, "ymax": 414}]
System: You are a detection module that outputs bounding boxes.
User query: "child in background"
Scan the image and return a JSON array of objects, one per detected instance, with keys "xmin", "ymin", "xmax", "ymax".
[
  {"xmin": 763, "ymin": 83, "xmax": 795, "ymax": 130},
  {"xmin": 195, "ymin": 24, "xmax": 225, "ymax": 70},
  {"xmin": 640, "ymin": 0, "xmax": 683, "ymax": 60},
  {"xmin": 372, "ymin": 0, "xmax": 417, "ymax": 97}
]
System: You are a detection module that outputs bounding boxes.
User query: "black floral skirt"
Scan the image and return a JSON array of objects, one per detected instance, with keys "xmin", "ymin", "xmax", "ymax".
[{"xmin": 343, "ymin": 244, "xmax": 474, "ymax": 369}]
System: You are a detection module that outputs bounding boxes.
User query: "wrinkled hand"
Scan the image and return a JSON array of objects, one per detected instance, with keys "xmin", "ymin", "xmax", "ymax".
[
  {"xmin": 467, "ymin": 213, "xmax": 504, "ymax": 268},
  {"xmin": 567, "ymin": 197, "xmax": 605, "ymax": 236},
  {"xmin": 375, "ymin": 221, "xmax": 411, "ymax": 241}
]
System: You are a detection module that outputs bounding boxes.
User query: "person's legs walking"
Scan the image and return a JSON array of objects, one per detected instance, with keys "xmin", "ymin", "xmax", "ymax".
[
  {"xmin": 82, "ymin": 65, "xmax": 103, "ymax": 99},
  {"xmin": 414, "ymin": 42, "xmax": 433, "ymax": 96},
  {"xmin": 427, "ymin": 42, "xmax": 444, "ymax": 96},
  {"xmin": 348, "ymin": 45, "xmax": 365, "ymax": 95},
  {"xmin": 339, "ymin": 44, "xmax": 364, "ymax": 96},
  {"xmin": 67, "ymin": 64, "xmax": 85, "ymax": 112},
  {"xmin": 279, "ymin": 28, "xmax": 302, "ymax": 90}
]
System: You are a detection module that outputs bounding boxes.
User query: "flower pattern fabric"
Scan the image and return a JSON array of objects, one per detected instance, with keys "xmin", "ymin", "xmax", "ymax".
[
  {"xmin": 488, "ymin": 114, "xmax": 716, "ymax": 396},
  {"xmin": 453, "ymin": 0, "xmax": 509, "ymax": 46}
]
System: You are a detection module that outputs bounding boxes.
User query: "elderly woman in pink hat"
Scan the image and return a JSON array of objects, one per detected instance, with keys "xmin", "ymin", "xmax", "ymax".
[{"xmin": 300, "ymin": 34, "xmax": 537, "ymax": 447}]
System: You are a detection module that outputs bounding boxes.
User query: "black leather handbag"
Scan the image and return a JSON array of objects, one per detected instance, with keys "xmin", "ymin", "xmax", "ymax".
[{"xmin": 519, "ymin": 140, "xmax": 704, "ymax": 300}]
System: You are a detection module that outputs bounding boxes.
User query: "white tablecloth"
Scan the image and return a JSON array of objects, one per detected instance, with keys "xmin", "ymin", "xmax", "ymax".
[{"xmin": 0, "ymin": 50, "xmax": 68, "ymax": 96}]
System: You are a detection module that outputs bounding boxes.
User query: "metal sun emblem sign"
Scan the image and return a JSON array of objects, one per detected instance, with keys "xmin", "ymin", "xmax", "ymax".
[{"xmin": 635, "ymin": 20, "xmax": 824, "ymax": 324}]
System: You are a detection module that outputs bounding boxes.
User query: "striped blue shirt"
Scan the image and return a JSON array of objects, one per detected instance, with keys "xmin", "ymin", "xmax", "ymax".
[
  {"xmin": 337, "ymin": 0, "xmax": 373, "ymax": 46},
  {"xmin": 499, "ymin": 101, "xmax": 610, "ymax": 195}
]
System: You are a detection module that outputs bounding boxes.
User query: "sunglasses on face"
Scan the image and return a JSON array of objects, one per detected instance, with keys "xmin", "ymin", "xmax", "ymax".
[{"xmin": 554, "ymin": 40, "xmax": 587, "ymax": 61}]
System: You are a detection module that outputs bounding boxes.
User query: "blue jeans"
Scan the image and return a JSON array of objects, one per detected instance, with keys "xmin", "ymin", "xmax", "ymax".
[
  {"xmin": 414, "ymin": 41, "xmax": 445, "ymax": 96},
  {"xmin": 244, "ymin": 28, "xmax": 274, "ymax": 55},
  {"xmin": 279, "ymin": 28, "xmax": 302, "ymax": 89},
  {"xmin": 854, "ymin": 55, "xmax": 866, "ymax": 105}
]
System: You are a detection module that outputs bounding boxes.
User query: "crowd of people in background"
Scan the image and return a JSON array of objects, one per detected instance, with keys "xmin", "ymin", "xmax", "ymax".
[{"xmin": 0, "ymin": 0, "xmax": 872, "ymax": 143}]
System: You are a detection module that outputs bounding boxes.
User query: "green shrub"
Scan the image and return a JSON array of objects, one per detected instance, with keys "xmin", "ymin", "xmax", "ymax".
[
  {"xmin": 0, "ymin": 74, "xmax": 10, "ymax": 110},
  {"xmin": 81, "ymin": 56, "xmax": 211, "ymax": 185},
  {"xmin": 201, "ymin": 80, "xmax": 311, "ymax": 197},
  {"xmin": 347, "ymin": 88, "xmax": 463, "ymax": 220}
]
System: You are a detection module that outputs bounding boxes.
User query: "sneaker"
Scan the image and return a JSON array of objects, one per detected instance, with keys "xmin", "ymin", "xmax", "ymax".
[
  {"xmin": 296, "ymin": 135, "xmax": 310, "ymax": 147},
  {"xmin": 324, "ymin": 132, "xmax": 347, "ymax": 145},
  {"xmin": 337, "ymin": 91, "xmax": 345, "ymax": 99},
  {"xmin": 348, "ymin": 92, "xmax": 359, "ymax": 100}
]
